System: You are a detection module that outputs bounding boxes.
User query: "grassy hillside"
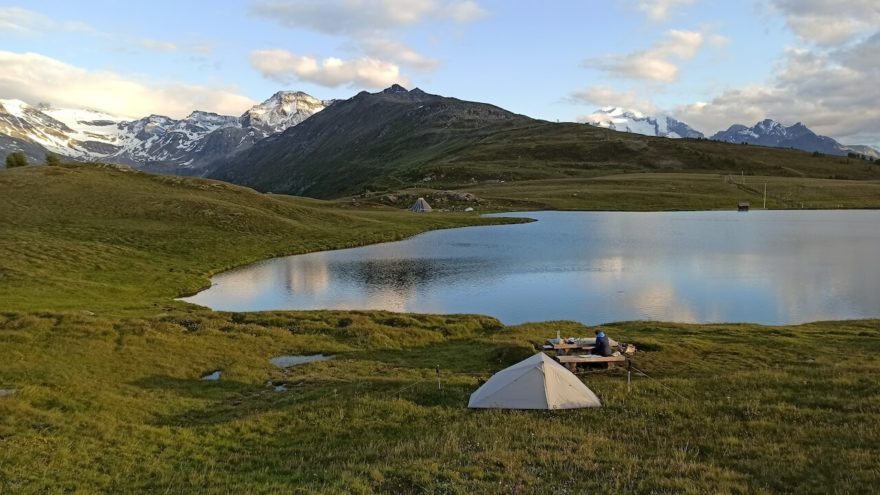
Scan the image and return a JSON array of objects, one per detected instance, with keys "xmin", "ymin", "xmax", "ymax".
[
  {"xmin": 463, "ymin": 173, "xmax": 880, "ymax": 210},
  {"xmin": 358, "ymin": 173, "xmax": 880, "ymax": 211},
  {"xmin": 0, "ymin": 164, "xmax": 509, "ymax": 313},
  {"xmin": 206, "ymin": 87, "xmax": 879, "ymax": 199},
  {"xmin": 1, "ymin": 163, "xmax": 878, "ymax": 493}
]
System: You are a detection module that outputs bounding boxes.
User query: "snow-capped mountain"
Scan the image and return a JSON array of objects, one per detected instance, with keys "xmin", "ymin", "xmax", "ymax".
[
  {"xmin": 0, "ymin": 91, "xmax": 331, "ymax": 171},
  {"xmin": 240, "ymin": 91, "xmax": 330, "ymax": 135},
  {"xmin": 711, "ymin": 119, "xmax": 850, "ymax": 155},
  {"xmin": 584, "ymin": 107, "xmax": 705, "ymax": 139}
]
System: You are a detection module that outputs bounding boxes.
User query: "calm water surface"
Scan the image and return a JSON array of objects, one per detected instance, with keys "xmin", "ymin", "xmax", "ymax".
[{"xmin": 183, "ymin": 211, "xmax": 880, "ymax": 325}]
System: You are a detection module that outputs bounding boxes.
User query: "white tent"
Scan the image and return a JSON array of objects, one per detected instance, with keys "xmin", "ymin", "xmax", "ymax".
[
  {"xmin": 409, "ymin": 197, "xmax": 432, "ymax": 212},
  {"xmin": 468, "ymin": 353, "xmax": 601, "ymax": 410}
]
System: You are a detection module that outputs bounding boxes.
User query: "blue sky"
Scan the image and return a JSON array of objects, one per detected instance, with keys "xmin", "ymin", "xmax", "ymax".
[{"xmin": 1, "ymin": 1, "xmax": 878, "ymax": 145}]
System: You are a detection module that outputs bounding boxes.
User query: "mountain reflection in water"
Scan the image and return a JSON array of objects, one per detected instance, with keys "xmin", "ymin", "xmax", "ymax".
[{"xmin": 182, "ymin": 211, "xmax": 880, "ymax": 325}]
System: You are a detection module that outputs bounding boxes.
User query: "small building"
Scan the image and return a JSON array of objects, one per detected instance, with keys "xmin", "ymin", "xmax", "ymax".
[
  {"xmin": 738, "ymin": 202, "xmax": 750, "ymax": 212},
  {"xmin": 409, "ymin": 197, "xmax": 432, "ymax": 212}
]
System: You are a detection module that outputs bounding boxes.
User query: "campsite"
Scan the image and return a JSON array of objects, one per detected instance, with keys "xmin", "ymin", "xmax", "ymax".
[{"xmin": 3, "ymin": 1, "xmax": 880, "ymax": 492}]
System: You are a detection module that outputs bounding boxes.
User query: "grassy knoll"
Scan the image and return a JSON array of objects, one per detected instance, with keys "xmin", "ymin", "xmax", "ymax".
[
  {"xmin": 1, "ymin": 164, "xmax": 879, "ymax": 493},
  {"xmin": 1, "ymin": 311, "xmax": 878, "ymax": 493},
  {"xmin": 0, "ymin": 164, "xmax": 510, "ymax": 313}
]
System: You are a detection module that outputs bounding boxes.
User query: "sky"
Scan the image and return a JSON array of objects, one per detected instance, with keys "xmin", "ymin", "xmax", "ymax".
[{"xmin": 1, "ymin": 0, "xmax": 878, "ymax": 146}]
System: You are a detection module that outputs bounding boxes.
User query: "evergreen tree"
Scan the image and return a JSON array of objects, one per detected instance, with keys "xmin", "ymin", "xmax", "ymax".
[
  {"xmin": 5, "ymin": 152, "xmax": 28, "ymax": 168},
  {"xmin": 45, "ymin": 153, "xmax": 62, "ymax": 166}
]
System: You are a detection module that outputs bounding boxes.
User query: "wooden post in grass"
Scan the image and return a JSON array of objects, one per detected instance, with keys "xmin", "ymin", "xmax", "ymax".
[
  {"xmin": 627, "ymin": 360, "xmax": 632, "ymax": 392},
  {"xmin": 436, "ymin": 365, "xmax": 441, "ymax": 391}
]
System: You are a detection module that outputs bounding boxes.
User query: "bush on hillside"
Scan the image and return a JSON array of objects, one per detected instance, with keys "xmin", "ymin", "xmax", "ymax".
[
  {"xmin": 45, "ymin": 153, "xmax": 62, "ymax": 166},
  {"xmin": 5, "ymin": 152, "xmax": 28, "ymax": 168}
]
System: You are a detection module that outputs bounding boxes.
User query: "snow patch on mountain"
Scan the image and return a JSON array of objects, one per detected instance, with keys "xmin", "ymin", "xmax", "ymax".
[
  {"xmin": 240, "ymin": 91, "xmax": 333, "ymax": 135},
  {"xmin": 711, "ymin": 119, "xmax": 848, "ymax": 155},
  {"xmin": 584, "ymin": 107, "xmax": 705, "ymax": 139},
  {"xmin": 1, "ymin": 91, "xmax": 329, "ymax": 170}
]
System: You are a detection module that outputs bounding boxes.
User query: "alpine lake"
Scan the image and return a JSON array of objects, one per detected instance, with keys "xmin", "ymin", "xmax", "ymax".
[{"xmin": 182, "ymin": 210, "xmax": 880, "ymax": 325}]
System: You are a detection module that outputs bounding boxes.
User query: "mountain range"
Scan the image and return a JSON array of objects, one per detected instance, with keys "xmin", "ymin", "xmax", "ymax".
[
  {"xmin": 2, "ymin": 86, "xmax": 878, "ymax": 197},
  {"xmin": 586, "ymin": 108, "xmax": 877, "ymax": 158},
  {"xmin": 0, "ymin": 92, "xmax": 331, "ymax": 172}
]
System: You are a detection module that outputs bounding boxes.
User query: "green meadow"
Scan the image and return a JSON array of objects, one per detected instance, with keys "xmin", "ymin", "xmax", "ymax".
[{"xmin": 1, "ymin": 164, "xmax": 878, "ymax": 493}]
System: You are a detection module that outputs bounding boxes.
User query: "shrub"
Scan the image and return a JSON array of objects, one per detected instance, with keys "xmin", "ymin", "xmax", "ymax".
[
  {"xmin": 5, "ymin": 152, "xmax": 28, "ymax": 168},
  {"xmin": 45, "ymin": 153, "xmax": 62, "ymax": 166}
]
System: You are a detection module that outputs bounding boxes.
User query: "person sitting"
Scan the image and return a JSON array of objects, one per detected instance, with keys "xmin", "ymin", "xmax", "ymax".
[{"xmin": 592, "ymin": 330, "xmax": 613, "ymax": 357}]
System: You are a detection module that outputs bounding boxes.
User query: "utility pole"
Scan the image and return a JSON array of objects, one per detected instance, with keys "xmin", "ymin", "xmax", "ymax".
[{"xmin": 763, "ymin": 183, "xmax": 767, "ymax": 209}]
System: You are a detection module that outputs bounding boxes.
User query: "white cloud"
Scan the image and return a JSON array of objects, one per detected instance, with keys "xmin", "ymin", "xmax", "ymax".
[
  {"xmin": 0, "ymin": 51, "xmax": 256, "ymax": 119},
  {"xmin": 140, "ymin": 39, "xmax": 178, "ymax": 53},
  {"xmin": 440, "ymin": 0, "xmax": 488, "ymax": 22},
  {"xmin": 250, "ymin": 49, "xmax": 408, "ymax": 89},
  {"xmin": 356, "ymin": 36, "xmax": 441, "ymax": 71},
  {"xmin": 636, "ymin": 0, "xmax": 696, "ymax": 21},
  {"xmin": 570, "ymin": 86, "xmax": 659, "ymax": 115},
  {"xmin": 250, "ymin": 0, "xmax": 486, "ymax": 32},
  {"xmin": 770, "ymin": 0, "xmax": 880, "ymax": 45},
  {"xmin": 0, "ymin": 7, "xmax": 95, "ymax": 35},
  {"xmin": 249, "ymin": 0, "xmax": 485, "ymax": 71},
  {"xmin": 586, "ymin": 29, "xmax": 705, "ymax": 82},
  {"xmin": 675, "ymin": 42, "xmax": 880, "ymax": 144}
]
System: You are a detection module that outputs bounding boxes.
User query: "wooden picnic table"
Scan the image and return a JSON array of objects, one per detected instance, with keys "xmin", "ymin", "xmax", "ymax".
[
  {"xmin": 557, "ymin": 354, "xmax": 626, "ymax": 371},
  {"xmin": 541, "ymin": 343, "xmax": 596, "ymax": 355}
]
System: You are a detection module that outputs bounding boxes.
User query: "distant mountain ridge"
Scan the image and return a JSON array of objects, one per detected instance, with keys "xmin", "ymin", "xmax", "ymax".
[
  {"xmin": 584, "ymin": 107, "xmax": 705, "ymax": 139},
  {"xmin": 0, "ymin": 91, "xmax": 331, "ymax": 171},
  {"xmin": 584, "ymin": 108, "xmax": 877, "ymax": 158},
  {"xmin": 711, "ymin": 119, "xmax": 851, "ymax": 156},
  {"xmin": 206, "ymin": 84, "xmax": 534, "ymax": 197}
]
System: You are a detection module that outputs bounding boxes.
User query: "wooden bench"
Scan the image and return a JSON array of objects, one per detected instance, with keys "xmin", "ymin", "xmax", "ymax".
[{"xmin": 557, "ymin": 355, "xmax": 626, "ymax": 371}]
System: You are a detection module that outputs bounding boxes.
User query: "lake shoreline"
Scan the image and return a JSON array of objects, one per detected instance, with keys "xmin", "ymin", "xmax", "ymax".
[{"xmin": 183, "ymin": 209, "xmax": 880, "ymax": 326}]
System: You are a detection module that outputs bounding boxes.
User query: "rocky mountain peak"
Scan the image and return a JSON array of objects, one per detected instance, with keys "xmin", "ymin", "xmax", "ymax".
[{"xmin": 382, "ymin": 84, "xmax": 409, "ymax": 94}]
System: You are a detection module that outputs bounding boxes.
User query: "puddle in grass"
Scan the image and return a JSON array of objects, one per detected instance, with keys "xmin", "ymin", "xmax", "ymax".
[
  {"xmin": 201, "ymin": 371, "xmax": 222, "ymax": 381},
  {"xmin": 270, "ymin": 355, "xmax": 334, "ymax": 368}
]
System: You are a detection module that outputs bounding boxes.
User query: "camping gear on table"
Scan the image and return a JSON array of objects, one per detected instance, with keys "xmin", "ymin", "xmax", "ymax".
[{"xmin": 468, "ymin": 353, "xmax": 601, "ymax": 410}]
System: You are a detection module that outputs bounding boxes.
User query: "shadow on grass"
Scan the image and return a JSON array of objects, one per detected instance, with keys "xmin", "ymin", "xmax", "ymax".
[
  {"xmin": 132, "ymin": 370, "xmax": 480, "ymax": 428},
  {"xmin": 344, "ymin": 339, "xmax": 535, "ymax": 374}
]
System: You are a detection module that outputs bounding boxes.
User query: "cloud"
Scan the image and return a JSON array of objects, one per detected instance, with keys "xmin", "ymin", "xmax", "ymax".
[
  {"xmin": 636, "ymin": 0, "xmax": 696, "ymax": 21},
  {"xmin": 0, "ymin": 6, "xmax": 95, "ymax": 35},
  {"xmin": 356, "ymin": 36, "xmax": 441, "ymax": 71},
  {"xmin": 250, "ymin": 0, "xmax": 486, "ymax": 33},
  {"xmin": 250, "ymin": 49, "xmax": 408, "ymax": 89},
  {"xmin": 674, "ymin": 41, "xmax": 880, "ymax": 144},
  {"xmin": 770, "ymin": 0, "xmax": 880, "ymax": 45},
  {"xmin": 140, "ymin": 39, "xmax": 178, "ymax": 53},
  {"xmin": 0, "ymin": 51, "xmax": 256, "ymax": 119},
  {"xmin": 570, "ymin": 86, "xmax": 659, "ymax": 115},
  {"xmin": 586, "ymin": 29, "xmax": 705, "ymax": 82},
  {"xmin": 249, "ymin": 0, "xmax": 485, "ymax": 71}
]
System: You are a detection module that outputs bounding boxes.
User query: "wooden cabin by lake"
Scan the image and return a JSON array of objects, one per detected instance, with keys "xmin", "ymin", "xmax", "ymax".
[{"xmin": 738, "ymin": 202, "xmax": 750, "ymax": 212}]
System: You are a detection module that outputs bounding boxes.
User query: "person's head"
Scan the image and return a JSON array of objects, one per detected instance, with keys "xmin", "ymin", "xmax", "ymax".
[{"xmin": 596, "ymin": 330, "xmax": 606, "ymax": 338}]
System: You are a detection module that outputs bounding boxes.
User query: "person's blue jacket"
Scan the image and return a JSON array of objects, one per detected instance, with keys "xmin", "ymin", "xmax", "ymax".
[{"xmin": 595, "ymin": 331, "xmax": 613, "ymax": 357}]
